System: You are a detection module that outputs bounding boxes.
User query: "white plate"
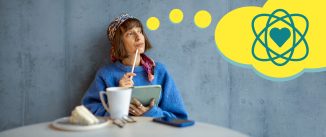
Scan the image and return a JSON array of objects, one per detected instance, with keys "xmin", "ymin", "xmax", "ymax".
[{"xmin": 51, "ymin": 117, "xmax": 110, "ymax": 131}]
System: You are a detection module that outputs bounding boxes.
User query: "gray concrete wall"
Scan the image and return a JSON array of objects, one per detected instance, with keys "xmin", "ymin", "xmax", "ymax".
[{"xmin": 1, "ymin": 0, "xmax": 326, "ymax": 137}]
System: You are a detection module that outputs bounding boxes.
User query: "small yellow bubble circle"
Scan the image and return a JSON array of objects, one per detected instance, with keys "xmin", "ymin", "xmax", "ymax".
[
  {"xmin": 194, "ymin": 10, "xmax": 212, "ymax": 28},
  {"xmin": 146, "ymin": 17, "xmax": 160, "ymax": 31},
  {"xmin": 169, "ymin": 9, "xmax": 184, "ymax": 24}
]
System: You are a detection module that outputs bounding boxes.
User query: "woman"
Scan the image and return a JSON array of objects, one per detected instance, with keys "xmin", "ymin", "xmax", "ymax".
[{"xmin": 82, "ymin": 14, "xmax": 188, "ymax": 119}]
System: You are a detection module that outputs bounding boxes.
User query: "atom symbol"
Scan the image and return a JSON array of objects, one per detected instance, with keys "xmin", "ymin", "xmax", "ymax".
[{"xmin": 251, "ymin": 9, "xmax": 309, "ymax": 66}]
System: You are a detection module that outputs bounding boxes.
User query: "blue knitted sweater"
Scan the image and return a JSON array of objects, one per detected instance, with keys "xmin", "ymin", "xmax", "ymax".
[{"xmin": 81, "ymin": 61, "xmax": 188, "ymax": 119}]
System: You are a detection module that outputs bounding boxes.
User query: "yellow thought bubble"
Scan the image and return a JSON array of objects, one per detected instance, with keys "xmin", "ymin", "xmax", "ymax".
[
  {"xmin": 169, "ymin": 9, "xmax": 184, "ymax": 24},
  {"xmin": 194, "ymin": 10, "xmax": 212, "ymax": 28},
  {"xmin": 215, "ymin": 0, "xmax": 326, "ymax": 80},
  {"xmin": 147, "ymin": 9, "xmax": 212, "ymax": 30},
  {"xmin": 147, "ymin": 17, "xmax": 160, "ymax": 31}
]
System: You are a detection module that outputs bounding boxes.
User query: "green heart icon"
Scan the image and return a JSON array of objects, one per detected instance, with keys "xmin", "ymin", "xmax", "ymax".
[{"xmin": 270, "ymin": 27, "xmax": 291, "ymax": 47}]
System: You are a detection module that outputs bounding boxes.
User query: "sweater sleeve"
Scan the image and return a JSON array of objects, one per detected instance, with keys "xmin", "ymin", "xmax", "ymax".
[
  {"xmin": 143, "ymin": 64, "xmax": 188, "ymax": 119},
  {"xmin": 81, "ymin": 70, "xmax": 110, "ymax": 117}
]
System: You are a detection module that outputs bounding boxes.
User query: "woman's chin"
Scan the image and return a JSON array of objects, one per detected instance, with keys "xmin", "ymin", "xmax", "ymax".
[{"xmin": 138, "ymin": 48, "xmax": 145, "ymax": 54}]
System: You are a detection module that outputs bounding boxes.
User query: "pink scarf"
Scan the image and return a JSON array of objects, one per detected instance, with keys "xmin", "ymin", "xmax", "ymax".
[{"xmin": 111, "ymin": 48, "xmax": 155, "ymax": 82}]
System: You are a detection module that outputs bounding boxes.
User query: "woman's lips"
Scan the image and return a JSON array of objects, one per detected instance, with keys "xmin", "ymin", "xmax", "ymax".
[{"xmin": 135, "ymin": 43, "xmax": 144, "ymax": 48}]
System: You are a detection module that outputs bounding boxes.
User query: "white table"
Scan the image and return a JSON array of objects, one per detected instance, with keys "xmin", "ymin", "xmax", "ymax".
[{"xmin": 0, "ymin": 117, "xmax": 249, "ymax": 137}]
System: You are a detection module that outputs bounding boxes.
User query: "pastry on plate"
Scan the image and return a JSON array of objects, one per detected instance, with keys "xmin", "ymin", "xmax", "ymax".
[{"xmin": 69, "ymin": 105, "xmax": 99, "ymax": 125}]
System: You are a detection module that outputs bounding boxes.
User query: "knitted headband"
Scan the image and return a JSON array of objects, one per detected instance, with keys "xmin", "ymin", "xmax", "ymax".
[{"xmin": 107, "ymin": 13, "xmax": 135, "ymax": 41}]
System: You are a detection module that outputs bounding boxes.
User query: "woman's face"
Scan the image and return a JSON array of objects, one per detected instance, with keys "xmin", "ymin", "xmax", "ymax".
[{"xmin": 122, "ymin": 27, "xmax": 145, "ymax": 55}]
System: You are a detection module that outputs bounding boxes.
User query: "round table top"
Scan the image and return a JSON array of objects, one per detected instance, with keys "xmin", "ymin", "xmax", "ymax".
[{"xmin": 0, "ymin": 117, "xmax": 248, "ymax": 137}]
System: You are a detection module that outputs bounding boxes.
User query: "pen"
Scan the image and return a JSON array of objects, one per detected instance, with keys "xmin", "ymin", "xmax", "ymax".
[{"xmin": 130, "ymin": 49, "xmax": 138, "ymax": 80}]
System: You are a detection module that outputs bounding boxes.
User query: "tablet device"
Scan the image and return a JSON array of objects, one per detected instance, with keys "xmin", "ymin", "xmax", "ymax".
[{"xmin": 131, "ymin": 85, "xmax": 161, "ymax": 106}]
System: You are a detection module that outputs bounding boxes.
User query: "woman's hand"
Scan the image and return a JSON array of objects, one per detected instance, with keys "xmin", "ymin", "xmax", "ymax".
[
  {"xmin": 119, "ymin": 72, "xmax": 136, "ymax": 87},
  {"xmin": 129, "ymin": 98, "xmax": 155, "ymax": 116}
]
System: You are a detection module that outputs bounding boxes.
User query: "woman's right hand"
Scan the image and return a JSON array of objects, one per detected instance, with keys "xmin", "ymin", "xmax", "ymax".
[{"xmin": 119, "ymin": 72, "xmax": 136, "ymax": 87}]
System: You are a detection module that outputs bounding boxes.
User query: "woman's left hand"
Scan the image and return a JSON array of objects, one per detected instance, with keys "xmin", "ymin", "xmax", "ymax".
[{"xmin": 129, "ymin": 97, "xmax": 155, "ymax": 116}]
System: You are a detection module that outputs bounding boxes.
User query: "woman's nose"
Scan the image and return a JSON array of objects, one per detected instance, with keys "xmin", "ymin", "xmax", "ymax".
[{"xmin": 135, "ymin": 33, "xmax": 141, "ymax": 41}]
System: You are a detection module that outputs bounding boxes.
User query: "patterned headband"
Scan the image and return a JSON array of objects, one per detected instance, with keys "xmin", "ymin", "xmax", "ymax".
[{"xmin": 107, "ymin": 13, "xmax": 136, "ymax": 41}]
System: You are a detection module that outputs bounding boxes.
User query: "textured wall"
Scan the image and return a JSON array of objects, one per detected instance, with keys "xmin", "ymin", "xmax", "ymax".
[{"xmin": 1, "ymin": 0, "xmax": 326, "ymax": 137}]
